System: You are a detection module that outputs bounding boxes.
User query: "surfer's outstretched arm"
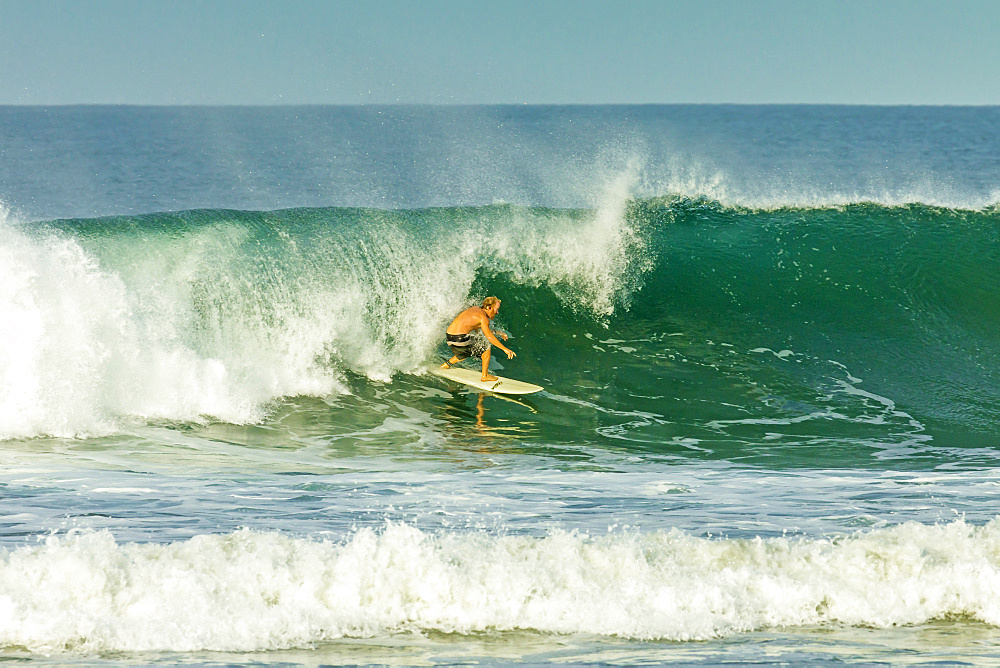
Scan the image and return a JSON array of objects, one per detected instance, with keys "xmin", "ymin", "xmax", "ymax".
[{"xmin": 482, "ymin": 321, "xmax": 515, "ymax": 359}]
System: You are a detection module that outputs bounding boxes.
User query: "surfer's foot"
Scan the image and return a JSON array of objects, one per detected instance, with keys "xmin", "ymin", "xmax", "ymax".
[{"xmin": 481, "ymin": 374, "xmax": 498, "ymax": 382}]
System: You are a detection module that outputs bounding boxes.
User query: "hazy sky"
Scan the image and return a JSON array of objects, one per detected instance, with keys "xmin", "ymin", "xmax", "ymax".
[{"xmin": 1, "ymin": 0, "xmax": 998, "ymax": 105}]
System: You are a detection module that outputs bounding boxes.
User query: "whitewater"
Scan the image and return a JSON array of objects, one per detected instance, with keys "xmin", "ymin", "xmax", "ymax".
[{"xmin": 1, "ymin": 105, "xmax": 1000, "ymax": 664}]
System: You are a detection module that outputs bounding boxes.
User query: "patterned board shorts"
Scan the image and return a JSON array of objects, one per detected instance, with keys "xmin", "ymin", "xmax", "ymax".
[{"xmin": 446, "ymin": 332, "xmax": 489, "ymax": 360}]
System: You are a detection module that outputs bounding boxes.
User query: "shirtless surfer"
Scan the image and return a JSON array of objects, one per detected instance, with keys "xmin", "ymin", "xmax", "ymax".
[{"xmin": 441, "ymin": 296, "xmax": 516, "ymax": 381}]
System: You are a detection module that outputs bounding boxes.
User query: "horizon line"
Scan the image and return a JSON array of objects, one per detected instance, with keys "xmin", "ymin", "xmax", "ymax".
[{"xmin": 2, "ymin": 101, "xmax": 999, "ymax": 109}]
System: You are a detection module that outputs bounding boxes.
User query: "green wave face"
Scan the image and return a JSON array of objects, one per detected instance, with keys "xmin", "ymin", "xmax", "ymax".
[{"xmin": 7, "ymin": 200, "xmax": 1000, "ymax": 456}]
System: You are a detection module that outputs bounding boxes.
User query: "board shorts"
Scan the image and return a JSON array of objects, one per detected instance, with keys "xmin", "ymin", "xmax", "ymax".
[{"xmin": 446, "ymin": 332, "xmax": 489, "ymax": 360}]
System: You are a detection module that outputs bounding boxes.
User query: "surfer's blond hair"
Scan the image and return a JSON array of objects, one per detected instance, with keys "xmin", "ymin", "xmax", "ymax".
[{"xmin": 481, "ymin": 296, "xmax": 500, "ymax": 310}]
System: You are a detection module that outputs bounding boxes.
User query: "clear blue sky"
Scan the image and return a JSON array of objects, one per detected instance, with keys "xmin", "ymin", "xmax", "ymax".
[{"xmin": 1, "ymin": 0, "xmax": 998, "ymax": 105}]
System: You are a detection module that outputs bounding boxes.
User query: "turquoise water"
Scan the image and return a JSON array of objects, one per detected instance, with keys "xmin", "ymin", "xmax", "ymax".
[{"xmin": 2, "ymin": 106, "xmax": 1000, "ymax": 664}]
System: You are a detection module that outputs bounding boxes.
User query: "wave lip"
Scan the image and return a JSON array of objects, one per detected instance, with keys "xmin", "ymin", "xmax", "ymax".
[{"xmin": 2, "ymin": 520, "xmax": 1000, "ymax": 653}]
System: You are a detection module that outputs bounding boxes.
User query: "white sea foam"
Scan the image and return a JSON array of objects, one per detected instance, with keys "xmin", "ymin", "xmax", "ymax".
[
  {"xmin": 2, "ymin": 520, "xmax": 1000, "ymax": 653},
  {"xmin": 0, "ymin": 211, "xmax": 345, "ymax": 439}
]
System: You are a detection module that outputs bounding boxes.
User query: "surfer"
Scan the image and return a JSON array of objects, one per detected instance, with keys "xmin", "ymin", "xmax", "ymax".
[{"xmin": 441, "ymin": 296, "xmax": 516, "ymax": 382}]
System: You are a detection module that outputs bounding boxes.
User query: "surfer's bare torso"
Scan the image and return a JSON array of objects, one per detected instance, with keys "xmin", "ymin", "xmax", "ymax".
[{"xmin": 442, "ymin": 298, "xmax": 515, "ymax": 381}]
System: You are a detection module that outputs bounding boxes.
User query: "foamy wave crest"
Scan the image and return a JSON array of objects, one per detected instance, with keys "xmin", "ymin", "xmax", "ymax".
[
  {"xmin": 0, "ymin": 212, "xmax": 344, "ymax": 439},
  {"xmin": 488, "ymin": 161, "xmax": 650, "ymax": 316},
  {"xmin": 641, "ymin": 157, "xmax": 1000, "ymax": 211},
  {"xmin": 3, "ymin": 520, "xmax": 1000, "ymax": 653}
]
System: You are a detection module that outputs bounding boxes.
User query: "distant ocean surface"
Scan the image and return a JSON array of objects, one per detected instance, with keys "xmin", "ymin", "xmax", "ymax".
[{"xmin": 2, "ymin": 105, "xmax": 1000, "ymax": 665}]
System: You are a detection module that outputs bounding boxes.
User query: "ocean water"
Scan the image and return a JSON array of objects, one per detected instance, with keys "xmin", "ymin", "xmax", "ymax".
[{"xmin": 1, "ymin": 105, "xmax": 1000, "ymax": 665}]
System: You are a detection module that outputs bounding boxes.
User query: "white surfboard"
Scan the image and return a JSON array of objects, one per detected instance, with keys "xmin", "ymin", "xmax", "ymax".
[{"xmin": 432, "ymin": 366, "xmax": 543, "ymax": 395}]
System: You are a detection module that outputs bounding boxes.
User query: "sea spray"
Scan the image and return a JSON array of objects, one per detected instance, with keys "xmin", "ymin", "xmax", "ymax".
[
  {"xmin": 3, "ymin": 520, "xmax": 1000, "ymax": 653},
  {"xmin": 485, "ymin": 169, "xmax": 650, "ymax": 317}
]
